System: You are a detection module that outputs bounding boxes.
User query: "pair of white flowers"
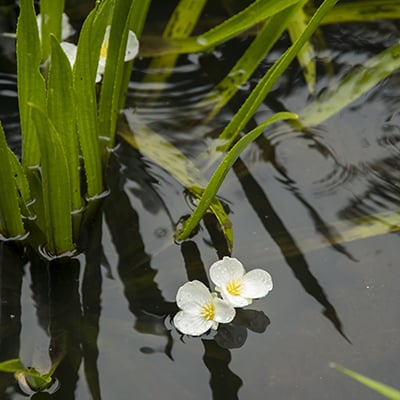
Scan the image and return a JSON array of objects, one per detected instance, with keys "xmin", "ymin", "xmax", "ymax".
[
  {"xmin": 174, "ymin": 257, "xmax": 273, "ymax": 336},
  {"xmin": 38, "ymin": 13, "xmax": 139, "ymax": 82}
]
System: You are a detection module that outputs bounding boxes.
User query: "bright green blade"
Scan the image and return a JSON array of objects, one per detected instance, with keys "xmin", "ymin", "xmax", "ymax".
[
  {"xmin": 0, "ymin": 359, "xmax": 26, "ymax": 373},
  {"xmin": 39, "ymin": 0, "xmax": 65, "ymax": 61},
  {"xmin": 73, "ymin": 0, "xmax": 112, "ymax": 198},
  {"xmin": 176, "ymin": 112, "xmax": 298, "ymax": 241},
  {"xmin": 197, "ymin": 0, "xmax": 339, "ymax": 171},
  {"xmin": 321, "ymin": 1, "xmax": 400, "ymax": 24},
  {"xmin": 16, "ymin": 0, "xmax": 46, "ymax": 167},
  {"xmin": 144, "ymin": 0, "xmax": 207, "ymax": 86},
  {"xmin": 332, "ymin": 364, "xmax": 400, "ymax": 400},
  {"xmin": 30, "ymin": 105, "xmax": 73, "ymax": 255},
  {"xmin": 98, "ymin": 0, "xmax": 136, "ymax": 148},
  {"xmin": 48, "ymin": 36, "xmax": 82, "ymax": 214},
  {"xmin": 0, "ymin": 122, "xmax": 25, "ymax": 237},
  {"xmin": 202, "ymin": 0, "xmax": 308, "ymax": 121},
  {"xmin": 140, "ymin": 0, "xmax": 303, "ymax": 56},
  {"xmin": 287, "ymin": 5, "xmax": 316, "ymax": 94}
]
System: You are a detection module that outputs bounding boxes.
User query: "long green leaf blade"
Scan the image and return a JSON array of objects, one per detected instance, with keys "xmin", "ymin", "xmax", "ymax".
[
  {"xmin": 218, "ymin": 0, "xmax": 339, "ymax": 148},
  {"xmin": 0, "ymin": 122, "xmax": 25, "ymax": 237},
  {"xmin": 30, "ymin": 106, "xmax": 73, "ymax": 255},
  {"xmin": 287, "ymin": 6, "xmax": 316, "ymax": 94},
  {"xmin": 73, "ymin": 2, "xmax": 111, "ymax": 198},
  {"xmin": 0, "ymin": 359, "xmax": 26, "ymax": 373},
  {"xmin": 176, "ymin": 112, "xmax": 298, "ymax": 240},
  {"xmin": 48, "ymin": 36, "xmax": 82, "ymax": 213},
  {"xmin": 202, "ymin": 0, "xmax": 307, "ymax": 121},
  {"xmin": 141, "ymin": 0, "xmax": 302, "ymax": 56},
  {"xmin": 17, "ymin": 0, "xmax": 46, "ymax": 167},
  {"xmin": 98, "ymin": 0, "xmax": 135, "ymax": 147},
  {"xmin": 39, "ymin": 0, "xmax": 65, "ymax": 61},
  {"xmin": 332, "ymin": 364, "xmax": 400, "ymax": 400}
]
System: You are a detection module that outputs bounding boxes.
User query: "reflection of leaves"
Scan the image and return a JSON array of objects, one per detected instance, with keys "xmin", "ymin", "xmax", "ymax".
[
  {"xmin": 214, "ymin": 309, "xmax": 270, "ymax": 349},
  {"xmin": 233, "ymin": 158, "xmax": 349, "ymax": 341},
  {"xmin": 202, "ymin": 339, "xmax": 242, "ymax": 400}
]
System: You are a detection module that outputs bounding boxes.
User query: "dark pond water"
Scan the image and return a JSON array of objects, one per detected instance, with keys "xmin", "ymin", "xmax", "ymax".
[{"xmin": 1, "ymin": 1, "xmax": 400, "ymax": 399}]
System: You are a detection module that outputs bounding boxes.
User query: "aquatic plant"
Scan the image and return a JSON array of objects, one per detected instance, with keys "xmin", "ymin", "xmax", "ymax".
[{"xmin": 331, "ymin": 364, "xmax": 400, "ymax": 400}]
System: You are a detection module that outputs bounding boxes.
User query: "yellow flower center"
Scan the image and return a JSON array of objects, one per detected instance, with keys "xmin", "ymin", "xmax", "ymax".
[
  {"xmin": 201, "ymin": 302, "xmax": 216, "ymax": 321},
  {"xmin": 226, "ymin": 280, "xmax": 242, "ymax": 296},
  {"xmin": 100, "ymin": 41, "xmax": 109, "ymax": 58}
]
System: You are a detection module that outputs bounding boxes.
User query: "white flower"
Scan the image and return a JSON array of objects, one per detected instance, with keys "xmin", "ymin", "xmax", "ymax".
[
  {"xmin": 210, "ymin": 257, "xmax": 273, "ymax": 307},
  {"xmin": 173, "ymin": 280, "xmax": 236, "ymax": 336},
  {"xmin": 97, "ymin": 26, "xmax": 139, "ymax": 78},
  {"xmin": 37, "ymin": 12, "xmax": 75, "ymax": 41},
  {"xmin": 60, "ymin": 25, "xmax": 139, "ymax": 83}
]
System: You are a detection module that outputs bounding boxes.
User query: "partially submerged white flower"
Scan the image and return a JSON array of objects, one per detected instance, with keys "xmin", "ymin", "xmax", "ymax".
[
  {"xmin": 210, "ymin": 256, "xmax": 273, "ymax": 307},
  {"xmin": 60, "ymin": 25, "xmax": 139, "ymax": 83},
  {"xmin": 97, "ymin": 25, "xmax": 139, "ymax": 78},
  {"xmin": 174, "ymin": 280, "xmax": 236, "ymax": 336},
  {"xmin": 37, "ymin": 12, "xmax": 75, "ymax": 41}
]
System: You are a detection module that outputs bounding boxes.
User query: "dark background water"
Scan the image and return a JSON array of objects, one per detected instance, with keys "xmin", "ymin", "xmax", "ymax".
[{"xmin": 1, "ymin": 1, "xmax": 400, "ymax": 399}]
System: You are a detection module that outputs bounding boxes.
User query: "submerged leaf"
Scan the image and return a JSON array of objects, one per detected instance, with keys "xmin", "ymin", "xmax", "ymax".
[{"xmin": 299, "ymin": 42, "xmax": 400, "ymax": 127}]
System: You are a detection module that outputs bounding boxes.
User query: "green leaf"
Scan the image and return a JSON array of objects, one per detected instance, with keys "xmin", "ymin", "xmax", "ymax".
[
  {"xmin": 0, "ymin": 358, "xmax": 26, "ymax": 373},
  {"xmin": 130, "ymin": 0, "xmax": 152, "ymax": 38},
  {"xmin": 118, "ymin": 114, "xmax": 233, "ymax": 250},
  {"xmin": 332, "ymin": 364, "xmax": 400, "ymax": 400},
  {"xmin": 98, "ymin": 0, "xmax": 136, "ymax": 148},
  {"xmin": 24, "ymin": 369, "xmax": 52, "ymax": 392},
  {"xmin": 30, "ymin": 105, "xmax": 74, "ymax": 255},
  {"xmin": 287, "ymin": 6, "xmax": 316, "ymax": 94},
  {"xmin": 220, "ymin": 0, "xmax": 338, "ymax": 146},
  {"xmin": 16, "ymin": 0, "xmax": 46, "ymax": 167},
  {"xmin": 202, "ymin": 0, "xmax": 308, "ymax": 121},
  {"xmin": 299, "ymin": 42, "xmax": 400, "ymax": 127},
  {"xmin": 48, "ymin": 36, "xmax": 82, "ymax": 214},
  {"xmin": 73, "ymin": 0, "xmax": 112, "ymax": 198},
  {"xmin": 143, "ymin": 0, "xmax": 207, "ymax": 86},
  {"xmin": 141, "ymin": 0, "xmax": 303, "ymax": 56},
  {"xmin": 39, "ymin": 0, "xmax": 65, "ymax": 61},
  {"xmin": 0, "ymin": 122, "xmax": 25, "ymax": 237},
  {"xmin": 321, "ymin": 1, "xmax": 400, "ymax": 24},
  {"xmin": 176, "ymin": 112, "xmax": 298, "ymax": 241}
]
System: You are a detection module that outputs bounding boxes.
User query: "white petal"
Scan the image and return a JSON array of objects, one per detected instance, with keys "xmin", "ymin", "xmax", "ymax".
[
  {"xmin": 176, "ymin": 280, "xmax": 212, "ymax": 311},
  {"xmin": 60, "ymin": 42, "xmax": 77, "ymax": 67},
  {"xmin": 241, "ymin": 269, "xmax": 273, "ymax": 299},
  {"xmin": 220, "ymin": 290, "xmax": 251, "ymax": 308},
  {"xmin": 209, "ymin": 257, "xmax": 245, "ymax": 287},
  {"xmin": 173, "ymin": 311, "xmax": 213, "ymax": 336},
  {"xmin": 61, "ymin": 13, "xmax": 75, "ymax": 40},
  {"xmin": 212, "ymin": 298, "xmax": 236, "ymax": 323},
  {"xmin": 124, "ymin": 30, "xmax": 139, "ymax": 61}
]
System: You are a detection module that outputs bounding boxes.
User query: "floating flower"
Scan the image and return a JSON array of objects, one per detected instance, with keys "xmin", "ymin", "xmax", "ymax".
[
  {"xmin": 60, "ymin": 25, "xmax": 139, "ymax": 83},
  {"xmin": 210, "ymin": 257, "xmax": 273, "ymax": 307},
  {"xmin": 173, "ymin": 280, "xmax": 236, "ymax": 336}
]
